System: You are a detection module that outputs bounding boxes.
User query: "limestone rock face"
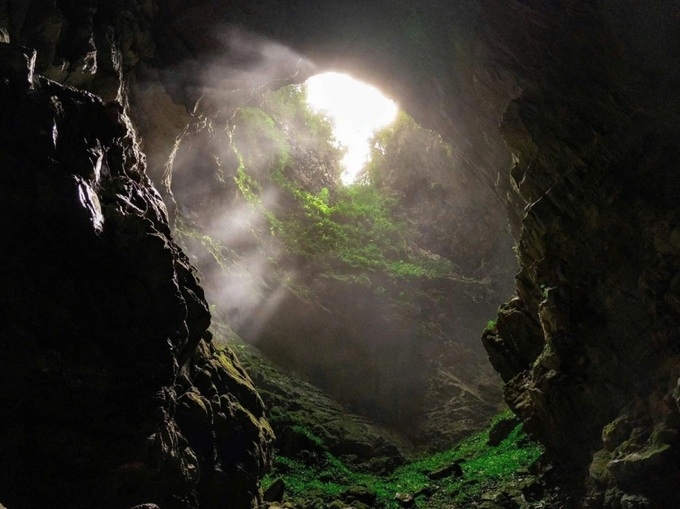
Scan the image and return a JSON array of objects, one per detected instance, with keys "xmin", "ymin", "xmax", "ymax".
[{"xmin": 0, "ymin": 42, "xmax": 271, "ymax": 509}]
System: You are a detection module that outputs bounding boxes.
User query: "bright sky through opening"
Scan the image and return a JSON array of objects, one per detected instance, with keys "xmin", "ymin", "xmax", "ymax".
[{"xmin": 305, "ymin": 72, "xmax": 398, "ymax": 185}]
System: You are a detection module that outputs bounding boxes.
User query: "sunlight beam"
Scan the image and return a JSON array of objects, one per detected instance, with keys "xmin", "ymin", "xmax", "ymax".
[{"xmin": 305, "ymin": 72, "xmax": 398, "ymax": 185}]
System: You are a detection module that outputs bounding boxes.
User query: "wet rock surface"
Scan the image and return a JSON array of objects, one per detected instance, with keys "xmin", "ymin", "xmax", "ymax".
[
  {"xmin": 0, "ymin": 40, "xmax": 271, "ymax": 509},
  {"xmin": 480, "ymin": 3, "xmax": 680, "ymax": 507}
]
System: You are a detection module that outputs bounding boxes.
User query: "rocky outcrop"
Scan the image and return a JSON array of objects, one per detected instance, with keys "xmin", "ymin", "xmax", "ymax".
[
  {"xmin": 243, "ymin": 270, "xmax": 503, "ymax": 442},
  {"xmin": 0, "ymin": 43, "xmax": 271, "ymax": 508},
  {"xmin": 368, "ymin": 113, "xmax": 516, "ymax": 281},
  {"xmin": 478, "ymin": 2, "xmax": 680, "ymax": 507}
]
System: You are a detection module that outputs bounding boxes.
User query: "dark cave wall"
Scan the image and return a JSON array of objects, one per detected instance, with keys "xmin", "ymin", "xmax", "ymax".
[
  {"xmin": 0, "ymin": 16, "xmax": 272, "ymax": 509},
  {"xmin": 2, "ymin": 1, "xmax": 680, "ymax": 508},
  {"xmin": 481, "ymin": 2, "xmax": 680, "ymax": 507}
]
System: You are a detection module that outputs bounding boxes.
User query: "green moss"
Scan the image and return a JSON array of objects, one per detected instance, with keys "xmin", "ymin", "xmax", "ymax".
[
  {"xmin": 264, "ymin": 409, "xmax": 543, "ymax": 508},
  {"xmin": 266, "ymin": 177, "xmax": 458, "ymax": 280},
  {"xmin": 290, "ymin": 424, "xmax": 326, "ymax": 449},
  {"xmin": 485, "ymin": 320, "xmax": 497, "ymax": 332},
  {"xmin": 213, "ymin": 350, "xmax": 254, "ymax": 389},
  {"xmin": 234, "ymin": 154, "xmax": 262, "ymax": 203},
  {"xmin": 184, "ymin": 391, "xmax": 209, "ymax": 415},
  {"xmin": 174, "ymin": 218, "xmax": 235, "ymax": 272},
  {"xmin": 232, "ymin": 106, "xmax": 290, "ymax": 170}
]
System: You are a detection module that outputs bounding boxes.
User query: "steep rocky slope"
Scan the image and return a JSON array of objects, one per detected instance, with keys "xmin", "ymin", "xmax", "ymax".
[
  {"xmin": 3, "ymin": 1, "xmax": 680, "ymax": 508},
  {"xmin": 210, "ymin": 321, "xmax": 411, "ymax": 473}
]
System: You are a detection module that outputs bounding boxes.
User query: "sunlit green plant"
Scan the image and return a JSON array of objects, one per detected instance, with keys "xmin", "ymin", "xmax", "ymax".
[{"xmin": 227, "ymin": 84, "xmax": 461, "ymax": 282}]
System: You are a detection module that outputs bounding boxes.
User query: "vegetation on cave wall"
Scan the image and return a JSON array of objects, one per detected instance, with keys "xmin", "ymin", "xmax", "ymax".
[
  {"xmin": 171, "ymin": 81, "xmax": 478, "ymax": 301},
  {"xmin": 365, "ymin": 111, "xmax": 456, "ymax": 187},
  {"xmin": 365, "ymin": 111, "xmax": 512, "ymax": 279},
  {"xmin": 173, "ymin": 83, "xmax": 506, "ymax": 294},
  {"xmin": 172, "ymin": 82, "xmax": 505, "ymax": 444},
  {"xmin": 226, "ymin": 85, "xmax": 459, "ymax": 282}
]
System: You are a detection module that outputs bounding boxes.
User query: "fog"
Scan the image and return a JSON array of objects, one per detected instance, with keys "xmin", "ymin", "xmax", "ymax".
[
  {"xmin": 142, "ymin": 27, "xmax": 311, "ymax": 339},
  {"xmin": 158, "ymin": 26, "xmax": 316, "ymax": 115},
  {"xmin": 144, "ymin": 27, "xmax": 513, "ymax": 436}
]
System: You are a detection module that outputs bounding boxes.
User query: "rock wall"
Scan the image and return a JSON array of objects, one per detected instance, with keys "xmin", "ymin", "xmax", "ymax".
[
  {"xmin": 480, "ymin": 2, "xmax": 680, "ymax": 507},
  {"xmin": 0, "ymin": 26, "xmax": 271, "ymax": 509}
]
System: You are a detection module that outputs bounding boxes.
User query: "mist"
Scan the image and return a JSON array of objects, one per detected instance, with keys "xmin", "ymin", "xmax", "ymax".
[{"xmin": 138, "ymin": 27, "xmax": 516, "ymax": 439}]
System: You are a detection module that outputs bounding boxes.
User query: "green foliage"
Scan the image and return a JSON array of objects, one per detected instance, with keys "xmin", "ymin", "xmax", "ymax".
[
  {"xmin": 234, "ymin": 107, "xmax": 289, "ymax": 164},
  {"xmin": 290, "ymin": 424, "xmax": 326, "ymax": 449},
  {"xmin": 321, "ymin": 184, "xmax": 406, "ymax": 270},
  {"xmin": 234, "ymin": 156, "xmax": 262, "ymax": 203},
  {"xmin": 226, "ymin": 84, "xmax": 460, "ymax": 283},
  {"xmin": 263, "ymin": 85, "xmax": 338, "ymax": 151},
  {"xmin": 230, "ymin": 84, "xmax": 341, "ymax": 189},
  {"xmin": 485, "ymin": 319, "xmax": 497, "ymax": 332},
  {"xmin": 174, "ymin": 218, "xmax": 235, "ymax": 272},
  {"xmin": 364, "ymin": 111, "xmax": 457, "ymax": 193},
  {"xmin": 268, "ymin": 175, "xmax": 343, "ymax": 258},
  {"xmin": 264, "ymin": 410, "xmax": 543, "ymax": 508},
  {"xmin": 269, "ymin": 178, "xmax": 456, "ymax": 279}
]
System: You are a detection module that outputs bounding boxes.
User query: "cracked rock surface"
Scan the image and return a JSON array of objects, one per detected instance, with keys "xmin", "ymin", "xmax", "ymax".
[{"xmin": 0, "ymin": 42, "xmax": 271, "ymax": 509}]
